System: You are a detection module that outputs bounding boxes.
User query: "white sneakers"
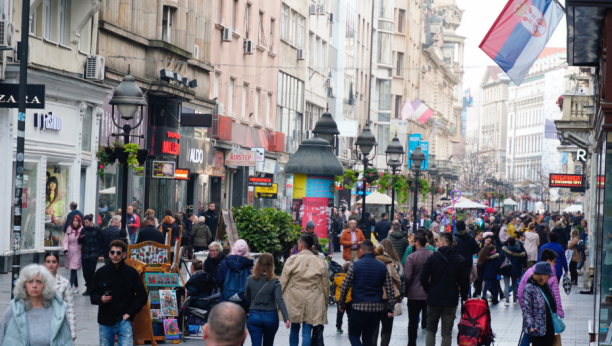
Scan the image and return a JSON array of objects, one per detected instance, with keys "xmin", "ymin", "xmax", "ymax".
[
  {"xmin": 72, "ymin": 287, "xmax": 79, "ymax": 294},
  {"xmin": 504, "ymin": 301, "xmax": 509, "ymax": 306}
]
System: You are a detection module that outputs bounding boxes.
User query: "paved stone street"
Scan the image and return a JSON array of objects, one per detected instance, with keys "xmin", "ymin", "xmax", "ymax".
[{"xmin": 0, "ymin": 258, "xmax": 593, "ymax": 345}]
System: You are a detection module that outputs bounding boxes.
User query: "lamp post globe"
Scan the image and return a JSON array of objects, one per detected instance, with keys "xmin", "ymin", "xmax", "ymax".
[
  {"xmin": 355, "ymin": 124, "xmax": 377, "ymax": 156},
  {"xmin": 312, "ymin": 108, "xmax": 340, "ymax": 147},
  {"xmin": 409, "ymin": 145, "xmax": 425, "ymax": 171},
  {"xmin": 385, "ymin": 135, "xmax": 404, "ymax": 168},
  {"xmin": 109, "ymin": 73, "xmax": 147, "ymax": 120}
]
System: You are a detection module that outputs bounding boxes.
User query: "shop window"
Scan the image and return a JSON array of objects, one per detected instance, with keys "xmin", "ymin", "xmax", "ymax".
[
  {"xmin": 45, "ymin": 165, "xmax": 70, "ymax": 248},
  {"xmin": 20, "ymin": 162, "xmax": 38, "ymax": 251},
  {"xmin": 98, "ymin": 164, "xmax": 117, "ymax": 229},
  {"xmin": 81, "ymin": 106, "xmax": 92, "ymax": 152}
]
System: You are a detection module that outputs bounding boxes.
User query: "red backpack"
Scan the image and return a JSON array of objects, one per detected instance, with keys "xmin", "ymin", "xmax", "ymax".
[{"xmin": 457, "ymin": 299, "xmax": 494, "ymax": 346}]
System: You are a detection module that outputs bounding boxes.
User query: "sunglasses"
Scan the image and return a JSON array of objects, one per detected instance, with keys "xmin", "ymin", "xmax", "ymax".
[{"xmin": 110, "ymin": 251, "xmax": 123, "ymax": 256}]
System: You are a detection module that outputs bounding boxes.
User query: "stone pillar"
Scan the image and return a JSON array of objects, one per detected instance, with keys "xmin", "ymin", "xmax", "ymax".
[
  {"xmin": 119, "ymin": 0, "xmax": 132, "ymax": 31},
  {"xmin": 131, "ymin": 0, "xmax": 142, "ymax": 36}
]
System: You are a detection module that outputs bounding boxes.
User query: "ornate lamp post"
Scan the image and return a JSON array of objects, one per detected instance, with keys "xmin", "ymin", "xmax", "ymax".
[
  {"xmin": 385, "ymin": 135, "xmax": 404, "ymax": 219},
  {"xmin": 312, "ymin": 108, "xmax": 340, "ymax": 148},
  {"xmin": 485, "ymin": 177, "xmax": 496, "ymax": 208},
  {"xmin": 409, "ymin": 145, "xmax": 426, "ymax": 231},
  {"xmin": 428, "ymin": 155, "xmax": 439, "ymax": 217},
  {"xmin": 355, "ymin": 124, "xmax": 377, "ymax": 231},
  {"xmin": 108, "ymin": 68, "xmax": 147, "ymax": 241}
]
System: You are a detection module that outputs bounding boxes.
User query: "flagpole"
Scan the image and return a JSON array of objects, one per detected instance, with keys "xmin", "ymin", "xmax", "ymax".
[{"xmin": 552, "ymin": 0, "xmax": 565, "ymax": 10}]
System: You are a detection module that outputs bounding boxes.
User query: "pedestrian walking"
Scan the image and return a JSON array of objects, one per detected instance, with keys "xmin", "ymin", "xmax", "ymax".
[
  {"xmin": 521, "ymin": 262, "xmax": 558, "ymax": 346},
  {"xmin": 332, "ymin": 208, "xmax": 344, "ymax": 252},
  {"xmin": 340, "ymin": 220, "xmax": 366, "ymax": 262},
  {"xmin": 78, "ymin": 214, "xmax": 104, "ymax": 296},
  {"xmin": 90, "ymin": 240, "xmax": 148, "ymax": 345},
  {"xmin": 551, "ymin": 221, "xmax": 568, "ymax": 251},
  {"xmin": 136, "ymin": 216, "xmax": 165, "ymax": 244},
  {"xmin": 125, "ymin": 205, "xmax": 140, "ymax": 244},
  {"xmin": 374, "ymin": 213, "xmax": 392, "ymax": 242},
  {"xmin": 387, "ymin": 222, "xmax": 409, "ymax": 261},
  {"xmin": 338, "ymin": 240, "xmax": 395, "ymax": 346},
  {"xmin": 191, "ymin": 216, "xmax": 213, "ymax": 252},
  {"xmin": 63, "ymin": 214, "xmax": 82, "ymax": 294},
  {"xmin": 568, "ymin": 229, "xmax": 581, "ymax": 285},
  {"xmin": 524, "ymin": 223, "xmax": 540, "ymax": 268},
  {"xmin": 217, "ymin": 239, "xmax": 254, "ymax": 311},
  {"xmin": 500, "ymin": 237, "xmax": 527, "ymax": 306},
  {"xmin": 280, "ymin": 234, "xmax": 330, "ymax": 346},
  {"xmin": 334, "ymin": 262, "xmax": 353, "ymax": 334},
  {"xmin": 537, "ymin": 232, "xmax": 568, "ymax": 283},
  {"xmin": 578, "ymin": 220, "xmax": 588, "ymax": 269},
  {"xmin": 536, "ymin": 225, "xmax": 549, "ymax": 251},
  {"xmin": 245, "ymin": 253, "xmax": 290, "ymax": 346},
  {"xmin": 160, "ymin": 215, "xmax": 180, "ymax": 246},
  {"xmin": 303, "ymin": 221, "xmax": 323, "ymax": 252},
  {"xmin": 204, "ymin": 241, "xmax": 227, "ymax": 278},
  {"xmin": 63, "ymin": 201, "xmax": 84, "ymax": 234},
  {"xmin": 201, "ymin": 202, "xmax": 220, "ymax": 240},
  {"xmin": 0, "ymin": 264, "xmax": 73, "ymax": 346},
  {"xmin": 478, "ymin": 245, "xmax": 502, "ymax": 304},
  {"xmin": 203, "ymin": 302, "xmax": 248, "ymax": 346},
  {"xmin": 44, "ymin": 252, "xmax": 77, "ymax": 341},
  {"xmin": 454, "ymin": 221, "xmax": 480, "ymax": 298},
  {"xmin": 372, "ymin": 243, "xmax": 401, "ymax": 346},
  {"xmin": 420, "ymin": 232, "xmax": 469, "ymax": 346},
  {"xmin": 101, "ymin": 216, "xmax": 126, "ymax": 265},
  {"xmin": 404, "ymin": 235, "xmax": 433, "ymax": 346}
]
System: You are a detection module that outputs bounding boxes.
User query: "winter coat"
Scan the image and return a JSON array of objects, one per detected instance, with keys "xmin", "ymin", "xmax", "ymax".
[
  {"xmin": 201, "ymin": 209, "xmax": 220, "ymax": 237},
  {"xmin": 386, "ymin": 230, "xmax": 409, "ymax": 260},
  {"xmin": 63, "ymin": 226, "xmax": 82, "ymax": 270},
  {"xmin": 204, "ymin": 252, "xmax": 226, "ymax": 278},
  {"xmin": 55, "ymin": 273, "xmax": 76, "ymax": 340},
  {"xmin": 523, "ymin": 232, "xmax": 540, "ymax": 262},
  {"xmin": 500, "ymin": 245, "xmax": 526, "ymax": 277},
  {"xmin": 454, "ymin": 231, "xmax": 480, "ymax": 268},
  {"xmin": 216, "ymin": 255, "xmax": 254, "ymax": 289},
  {"xmin": 280, "ymin": 250, "xmax": 329, "ymax": 325},
  {"xmin": 375, "ymin": 255, "xmax": 401, "ymax": 299},
  {"xmin": 334, "ymin": 273, "xmax": 351, "ymax": 302},
  {"xmin": 507, "ymin": 223, "xmax": 517, "ymax": 239},
  {"xmin": 536, "ymin": 228, "xmax": 549, "ymax": 251},
  {"xmin": 339, "ymin": 229, "xmax": 365, "ymax": 261},
  {"xmin": 569, "ymin": 236, "xmax": 581, "ymax": 262},
  {"xmin": 404, "ymin": 247, "xmax": 433, "ymax": 300},
  {"xmin": 518, "ymin": 262, "xmax": 564, "ymax": 318},
  {"xmin": 101, "ymin": 225, "xmax": 126, "ymax": 259},
  {"xmin": 482, "ymin": 253, "xmax": 502, "ymax": 280},
  {"xmin": 522, "ymin": 278, "xmax": 557, "ymax": 337},
  {"xmin": 402, "ymin": 244, "xmax": 436, "ymax": 264},
  {"xmin": 191, "ymin": 223, "xmax": 213, "ymax": 248},
  {"xmin": 136, "ymin": 226, "xmax": 165, "ymax": 244},
  {"xmin": 420, "ymin": 246, "xmax": 469, "ymax": 306},
  {"xmin": 62, "ymin": 209, "xmax": 83, "ymax": 233},
  {"xmin": 551, "ymin": 226, "xmax": 568, "ymax": 250},
  {"xmin": 537, "ymin": 242, "xmax": 568, "ymax": 278},
  {"xmin": 0, "ymin": 294, "xmax": 73, "ymax": 346},
  {"xmin": 374, "ymin": 220, "xmax": 392, "ymax": 241},
  {"xmin": 159, "ymin": 221, "xmax": 181, "ymax": 246},
  {"xmin": 77, "ymin": 226, "xmax": 104, "ymax": 260}
]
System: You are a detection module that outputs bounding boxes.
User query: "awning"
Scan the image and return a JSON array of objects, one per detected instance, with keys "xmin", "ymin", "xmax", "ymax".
[
  {"xmin": 564, "ymin": 204, "xmax": 583, "ymax": 212},
  {"xmin": 503, "ymin": 198, "xmax": 518, "ymax": 206},
  {"xmin": 99, "ymin": 186, "xmax": 116, "ymax": 194},
  {"xmin": 454, "ymin": 200, "xmax": 489, "ymax": 209},
  {"xmin": 356, "ymin": 191, "xmax": 398, "ymax": 205}
]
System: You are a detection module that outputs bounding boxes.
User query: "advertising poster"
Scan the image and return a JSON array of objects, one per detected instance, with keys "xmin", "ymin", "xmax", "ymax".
[
  {"xmin": 407, "ymin": 134, "xmax": 421, "ymax": 168},
  {"xmin": 152, "ymin": 161, "xmax": 175, "ymax": 178},
  {"xmin": 293, "ymin": 174, "xmax": 307, "ymax": 199},
  {"xmin": 421, "ymin": 141, "xmax": 429, "ymax": 170},
  {"xmin": 305, "ymin": 175, "xmax": 335, "ymax": 198},
  {"xmin": 300, "ymin": 197, "xmax": 331, "ymax": 238},
  {"xmin": 44, "ymin": 167, "xmax": 69, "ymax": 247}
]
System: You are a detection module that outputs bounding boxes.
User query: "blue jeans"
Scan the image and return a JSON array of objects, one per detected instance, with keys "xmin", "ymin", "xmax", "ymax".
[
  {"xmin": 100, "ymin": 319, "xmax": 133, "ymax": 346},
  {"xmin": 520, "ymin": 332, "xmax": 531, "ymax": 346},
  {"xmin": 247, "ymin": 310, "xmax": 280, "ymax": 346},
  {"xmin": 129, "ymin": 233, "xmax": 136, "ymax": 244},
  {"xmin": 290, "ymin": 322, "xmax": 312, "ymax": 346},
  {"xmin": 483, "ymin": 279, "xmax": 499, "ymax": 302}
]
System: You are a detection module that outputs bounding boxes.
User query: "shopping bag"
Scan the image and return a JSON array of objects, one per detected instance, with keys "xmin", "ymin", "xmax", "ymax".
[
  {"xmin": 553, "ymin": 334, "xmax": 562, "ymax": 346},
  {"xmin": 562, "ymin": 275, "xmax": 572, "ymax": 295}
]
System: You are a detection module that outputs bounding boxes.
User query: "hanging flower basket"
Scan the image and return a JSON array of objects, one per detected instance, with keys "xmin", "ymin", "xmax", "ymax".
[
  {"xmin": 96, "ymin": 142, "xmax": 146, "ymax": 176},
  {"xmin": 556, "ymin": 95, "xmax": 563, "ymax": 111}
]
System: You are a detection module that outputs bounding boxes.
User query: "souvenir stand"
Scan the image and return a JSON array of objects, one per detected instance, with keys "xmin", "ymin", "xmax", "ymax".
[{"xmin": 127, "ymin": 241, "xmax": 181, "ymax": 344}]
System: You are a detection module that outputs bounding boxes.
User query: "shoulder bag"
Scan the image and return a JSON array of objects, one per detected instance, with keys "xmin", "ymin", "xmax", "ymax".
[{"xmin": 537, "ymin": 287, "xmax": 565, "ymax": 334}]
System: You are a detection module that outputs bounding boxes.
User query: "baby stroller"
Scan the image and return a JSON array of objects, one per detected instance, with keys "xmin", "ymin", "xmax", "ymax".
[
  {"xmin": 179, "ymin": 272, "xmax": 221, "ymax": 339},
  {"xmin": 328, "ymin": 260, "xmax": 343, "ymax": 305}
]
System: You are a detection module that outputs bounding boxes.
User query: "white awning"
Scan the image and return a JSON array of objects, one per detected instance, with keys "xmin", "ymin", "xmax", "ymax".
[
  {"xmin": 356, "ymin": 191, "xmax": 398, "ymax": 205},
  {"xmin": 99, "ymin": 186, "xmax": 116, "ymax": 194},
  {"xmin": 503, "ymin": 198, "xmax": 518, "ymax": 206},
  {"xmin": 453, "ymin": 200, "xmax": 489, "ymax": 209}
]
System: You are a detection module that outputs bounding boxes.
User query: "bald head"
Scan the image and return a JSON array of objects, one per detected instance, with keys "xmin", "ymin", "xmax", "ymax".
[{"xmin": 203, "ymin": 302, "xmax": 247, "ymax": 346}]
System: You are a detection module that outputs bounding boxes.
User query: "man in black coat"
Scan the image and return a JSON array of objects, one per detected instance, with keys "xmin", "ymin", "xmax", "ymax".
[
  {"xmin": 63, "ymin": 202, "xmax": 84, "ymax": 233},
  {"xmin": 201, "ymin": 202, "xmax": 220, "ymax": 240},
  {"xmin": 453, "ymin": 221, "xmax": 480, "ymax": 298},
  {"xmin": 137, "ymin": 216, "xmax": 165, "ymax": 244},
  {"xmin": 420, "ymin": 232, "xmax": 469, "ymax": 346},
  {"xmin": 373, "ymin": 213, "xmax": 392, "ymax": 242},
  {"xmin": 78, "ymin": 214, "xmax": 105, "ymax": 296},
  {"xmin": 101, "ymin": 216, "xmax": 127, "ymax": 265}
]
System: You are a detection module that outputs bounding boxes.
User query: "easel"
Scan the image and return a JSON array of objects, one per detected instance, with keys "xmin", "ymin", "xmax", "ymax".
[
  {"xmin": 215, "ymin": 210, "xmax": 239, "ymax": 248},
  {"xmin": 166, "ymin": 226, "xmax": 186, "ymax": 286}
]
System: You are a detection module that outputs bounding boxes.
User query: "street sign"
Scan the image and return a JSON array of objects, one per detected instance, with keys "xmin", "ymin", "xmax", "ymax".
[
  {"xmin": 252, "ymin": 147, "xmax": 265, "ymax": 162},
  {"xmin": 0, "ymin": 84, "xmax": 45, "ymax": 109}
]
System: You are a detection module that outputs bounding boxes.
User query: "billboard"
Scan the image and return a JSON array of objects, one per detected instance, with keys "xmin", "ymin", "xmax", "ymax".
[
  {"xmin": 408, "ymin": 134, "xmax": 428, "ymax": 170},
  {"xmin": 549, "ymin": 174, "xmax": 584, "ymax": 188}
]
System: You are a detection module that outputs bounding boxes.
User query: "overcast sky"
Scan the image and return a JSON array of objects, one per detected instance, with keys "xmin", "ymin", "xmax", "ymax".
[{"xmin": 454, "ymin": 0, "xmax": 567, "ymax": 94}]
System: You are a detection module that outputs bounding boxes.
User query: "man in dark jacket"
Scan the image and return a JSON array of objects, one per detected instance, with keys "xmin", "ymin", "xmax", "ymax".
[
  {"xmin": 374, "ymin": 213, "xmax": 392, "ymax": 242},
  {"xmin": 405, "ymin": 235, "xmax": 433, "ymax": 346},
  {"xmin": 331, "ymin": 208, "xmax": 344, "ymax": 252},
  {"xmin": 78, "ymin": 214, "xmax": 105, "ymax": 296},
  {"xmin": 91, "ymin": 239, "xmax": 148, "ymax": 345},
  {"xmin": 386, "ymin": 222, "xmax": 409, "ymax": 260},
  {"xmin": 101, "ymin": 216, "xmax": 127, "ymax": 265},
  {"xmin": 63, "ymin": 202, "xmax": 83, "ymax": 233},
  {"xmin": 202, "ymin": 202, "xmax": 220, "ymax": 240},
  {"xmin": 420, "ymin": 232, "xmax": 469, "ymax": 346},
  {"xmin": 338, "ymin": 240, "xmax": 395, "ymax": 346},
  {"xmin": 453, "ymin": 221, "xmax": 480, "ymax": 298},
  {"xmin": 137, "ymin": 216, "xmax": 165, "ymax": 244},
  {"xmin": 551, "ymin": 222, "xmax": 568, "ymax": 250}
]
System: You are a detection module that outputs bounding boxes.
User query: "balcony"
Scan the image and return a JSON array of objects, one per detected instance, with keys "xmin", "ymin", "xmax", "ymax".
[{"xmin": 554, "ymin": 94, "xmax": 594, "ymax": 149}]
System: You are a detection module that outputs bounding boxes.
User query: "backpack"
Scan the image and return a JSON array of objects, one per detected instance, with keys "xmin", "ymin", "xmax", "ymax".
[
  {"xmin": 457, "ymin": 299, "xmax": 494, "ymax": 346},
  {"xmin": 222, "ymin": 266, "xmax": 250, "ymax": 304},
  {"xmin": 576, "ymin": 239, "xmax": 586, "ymax": 252}
]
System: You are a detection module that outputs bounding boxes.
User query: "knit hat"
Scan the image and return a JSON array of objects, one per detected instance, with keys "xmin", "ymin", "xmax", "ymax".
[
  {"xmin": 533, "ymin": 262, "xmax": 554, "ymax": 275},
  {"xmin": 306, "ymin": 220, "xmax": 315, "ymax": 228},
  {"xmin": 230, "ymin": 239, "xmax": 249, "ymax": 257}
]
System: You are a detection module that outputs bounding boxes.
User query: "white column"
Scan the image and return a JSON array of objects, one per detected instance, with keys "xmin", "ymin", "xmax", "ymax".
[{"xmin": 0, "ymin": 108, "xmax": 13, "ymax": 255}]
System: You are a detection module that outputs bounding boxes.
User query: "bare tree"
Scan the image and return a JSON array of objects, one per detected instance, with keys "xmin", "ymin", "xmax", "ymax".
[{"xmin": 455, "ymin": 138, "xmax": 498, "ymax": 195}]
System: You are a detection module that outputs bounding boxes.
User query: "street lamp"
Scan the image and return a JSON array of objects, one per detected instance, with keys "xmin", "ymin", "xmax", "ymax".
[
  {"xmin": 108, "ymin": 67, "xmax": 147, "ymax": 242},
  {"xmin": 428, "ymin": 155, "xmax": 439, "ymax": 217},
  {"xmin": 312, "ymin": 108, "xmax": 340, "ymax": 148},
  {"xmin": 355, "ymin": 124, "xmax": 377, "ymax": 232},
  {"xmin": 442, "ymin": 171, "xmax": 453, "ymax": 201},
  {"xmin": 409, "ymin": 145, "xmax": 426, "ymax": 231},
  {"xmin": 385, "ymin": 135, "xmax": 404, "ymax": 219}
]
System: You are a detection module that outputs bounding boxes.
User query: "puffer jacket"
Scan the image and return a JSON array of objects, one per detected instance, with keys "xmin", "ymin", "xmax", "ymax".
[
  {"xmin": 375, "ymin": 255, "xmax": 401, "ymax": 299},
  {"xmin": 522, "ymin": 278, "xmax": 557, "ymax": 337},
  {"xmin": 482, "ymin": 253, "xmax": 502, "ymax": 280},
  {"xmin": 386, "ymin": 230, "xmax": 409, "ymax": 260},
  {"xmin": 500, "ymin": 245, "xmax": 526, "ymax": 277},
  {"xmin": 190, "ymin": 222, "xmax": 213, "ymax": 248},
  {"xmin": 518, "ymin": 262, "xmax": 564, "ymax": 318}
]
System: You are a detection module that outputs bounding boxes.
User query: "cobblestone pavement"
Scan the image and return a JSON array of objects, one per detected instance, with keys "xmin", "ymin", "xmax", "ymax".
[{"xmin": 0, "ymin": 257, "xmax": 594, "ymax": 346}]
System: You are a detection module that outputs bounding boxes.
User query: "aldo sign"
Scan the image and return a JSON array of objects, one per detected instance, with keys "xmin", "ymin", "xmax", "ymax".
[{"xmin": 178, "ymin": 136, "xmax": 213, "ymax": 174}]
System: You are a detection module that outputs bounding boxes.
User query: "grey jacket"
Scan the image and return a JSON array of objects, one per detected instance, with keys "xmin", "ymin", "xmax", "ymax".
[
  {"xmin": 190, "ymin": 223, "xmax": 212, "ymax": 248},
  {"xmin": 244, "ymin": 275, "xmax": 289, "ymax": 321},
  {"xmin": 404, "ymin": 247, "xmax": 433, "ymax": 300}
]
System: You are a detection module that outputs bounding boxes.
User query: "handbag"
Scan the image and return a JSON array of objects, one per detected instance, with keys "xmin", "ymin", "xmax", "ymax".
[
  {"xmin": 562, "ymin": 275, "xmax": 572, "ymax": 295},
  {"xmin": 394, "ymin": 302, "xmax": 403, "ymax": 316},
  {"xmin": 553, "ymin": 334, "xmax": 562, "ymax": 346},
  {"xmin": 537, "ymin": 287, "xmax": 565, "ymax": 333}
]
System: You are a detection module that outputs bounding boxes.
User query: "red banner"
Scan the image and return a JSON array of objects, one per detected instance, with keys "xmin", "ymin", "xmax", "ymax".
[{"xmin": 300, "ymin": 197, "xmax": 330, "ymax": 239}]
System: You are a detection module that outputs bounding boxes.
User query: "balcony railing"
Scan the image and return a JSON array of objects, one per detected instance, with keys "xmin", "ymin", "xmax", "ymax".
[{"xmin": 561, "ymin": 94, "xmax": 594, "ymax": 123}]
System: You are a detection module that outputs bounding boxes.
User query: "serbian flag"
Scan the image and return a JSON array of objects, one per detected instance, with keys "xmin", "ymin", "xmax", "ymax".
[
  {"xmin": 412, "ymin": 99, "xmax": 433, "ymax": 124},
  {"xmin": 401, "ymin": 99, "xmax": 414, "ymax": 120},
  {"xmin": 479, "ymin": 0, "xmax": 564, "ymax": 85}
]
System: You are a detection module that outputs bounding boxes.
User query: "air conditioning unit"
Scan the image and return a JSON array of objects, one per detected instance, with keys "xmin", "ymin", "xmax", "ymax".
[
  {"xmin": 318, "ymin": 4, "xmax": 326, "ymax": 15},
  {"xmin": 297, "ymin": 48, "xmax": 305, "ymax": 60},
  {"xmin": 214, "ymin": 102, "xmax": 225, "ymax": 115},
  {"xmin": 222, "ymin": 27, "xmax": 232, "ymax": 42},
  {"xmin": 309, "ymin": 4, "xmax": 318, "ymax": 15},
  {"xmin": 324, "ymin": 78, "xmax": 332, "ymax": 88},
  {"xmin": 244, "ymin": 39, "xmax": 254, "ymax": 54},
  {"xmin": 0, "ymin": 21, "xmax": 14, "ymax": 48},
  {"xmin": 85, "ymin": 55, "xmax": 105, "ymax": 81},
  {"xmin": 329, "ymin": 13, "xmax": 334, "ymax": 22}
]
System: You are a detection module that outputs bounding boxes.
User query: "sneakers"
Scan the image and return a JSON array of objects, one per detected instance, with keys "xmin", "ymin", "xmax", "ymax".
[
  {"xmin": 504, "ymin": 301, "xmax": 509, "ymax": 306},
  {"xmin": 72, "ymin": 287, "xmax": 79, "ymax": 294},
  {"xmin": 513, "ymin": 300, "xmax": 518, "ymax": 304},
  {"xmin": 82, "ymin": 290, "xmax": 90, "ymax": 296},
  {"xmin": 336, "ymin": 329, "xmax": 343, "ymax": 334}
]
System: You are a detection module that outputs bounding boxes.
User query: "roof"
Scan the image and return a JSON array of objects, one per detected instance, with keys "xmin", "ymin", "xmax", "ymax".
[{"xmin": 537, "ymin": 48, "xmax": 566, "ymax": 59}]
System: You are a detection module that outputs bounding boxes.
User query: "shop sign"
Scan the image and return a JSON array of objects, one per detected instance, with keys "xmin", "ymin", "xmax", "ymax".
[
  {"xmin": 0, "ymin": 84, "xmax": 45, "ymax": 109},
  {"xmin": 33, "ymin": 112, "xmax": 62, "ymax": 131},
  {"xmin": 153, "ymin": 161, "xmax": 175, "ymax": 178},
  {"xmin": 252, "ymin": 148, "xmax": 265, "ymax": 162},
  {"xmin": 598, "ymin": 175, "xmax": 605, "ymax": 189},
  {"xmin": 209, "ymin": 151, "xmax": 225, "ymax": 176},
  {"xmin": 175, "ymin": 169, "xmax": 189, "ymax": 180},
  {"xmin": 305, "ymin": 175, "xmax": 335, "ymax": 198},
  {"xmin": 256, "ymin": 158, "xmax": 277, "ymax": 174},
  {"xmin": 248, "ymin": 176, "xmax": 273, "ymax": 187},
  {"xmin": 225, "ymin": 145, "xmax": 256, "ymax": 166},
  {"xmin": 549, "ymin": 173, "xmax": 584, "ymax": 188},
  {"xmin": 255, "ymin": 184, "xmax": 278, "ymax": 199},
  {"xmin": 178, "ymin": 136, "xmax": 213, "ymax": 174},
  {"xmin": 147, "ymin": 126, "xmax": 180, "ymax": 157}
]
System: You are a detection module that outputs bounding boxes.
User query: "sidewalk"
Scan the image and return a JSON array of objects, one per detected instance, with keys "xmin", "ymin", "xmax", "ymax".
[{"xmin": 0, "ymin": 260, "xmax": 593, "ymax": 346}]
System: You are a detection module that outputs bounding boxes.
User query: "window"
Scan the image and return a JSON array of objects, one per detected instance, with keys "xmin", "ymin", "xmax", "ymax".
[
  {"xmin": 59, "ymin": 0, "xmax": 67, "ymax": 45},
  {"xmin": 214, "ymin": 73, "xmax": 220, "ymax": 99},
  {"xmin": 162, "ymin": 6, "xmax": 175, "ymax": 43},
  {"xmin": 395, "ymin": 95, "xmax": 401, "ymax": 118},
  {"xmin": 254, "ymin": 88, "xmax": 260, "ymax": 124},
  {"xmin": 81, "ymin": 106, "xmax": 92, "ymax": 151},
  {"xmin": 266, "ymin": 93, "xmax": 271, "ymax": 126},
  {"xmin": 232, "ymin": 0, "xmax": 237, "ymax": 31},
  {"xmin": 30, "ymin": 8, "xmax": 37, "ymax": 35},
  {"xmin": 270, "ymin": 19, "xmax": 274, "ymax": 52},
  {"xmin": 43, "ymin": 0, "xmax": 51, "ymax": 40},
  {"xmin": 277, "ymin": 72, "xmax": 304, "ymax": 153},
  {"xmin": 378, "ymin": 79, "xmax": 391, "ymax": 111},
  {"xmin": 297, "ymin": 15, "xmax": 304, "ymax": 48},
  {"xmin": 396, "ymin": 52, "xmax": 403, "ymax": 76},
  {"xmin": 228, "ymin": 78, "xmax": 235, "ymax": 117},
  {"xmin": 377, "ymin": 32, "xmax": 392, "ymax": 65},
  {"xmin": 319, "ymin": 40, "xmax": 327, "ymax": 73},
  {"xmin": 398, "ymin": 9, "xmax": 405, "ymax": 33},
  {"xmin": 245, "ymin": 4, "xmax": 250, "ymax": 38},
  {"xmin": 217, "ymin": 0, "xmax": 223, "ymax": 23},
  {"xmin": 242, "ymin": 83, "xmax": 248, "ymax": 120},
  {"xmin": 281, "ymin": 4, "xmax": 288, "ymax": 41},
  {"xmin": 258, "ymin": 12, "xmax": 265, "ymax": 46},
  {"xmin": 309, "ymin": 32, "xmax": 315, "ymax": 66},
  {"xmin": 377, "ymin": 124, "xmax": 390, "ymax": 152},
  {"xmin": 290, "ymin": 10, "xmax": 296, "ymax": 45}
]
